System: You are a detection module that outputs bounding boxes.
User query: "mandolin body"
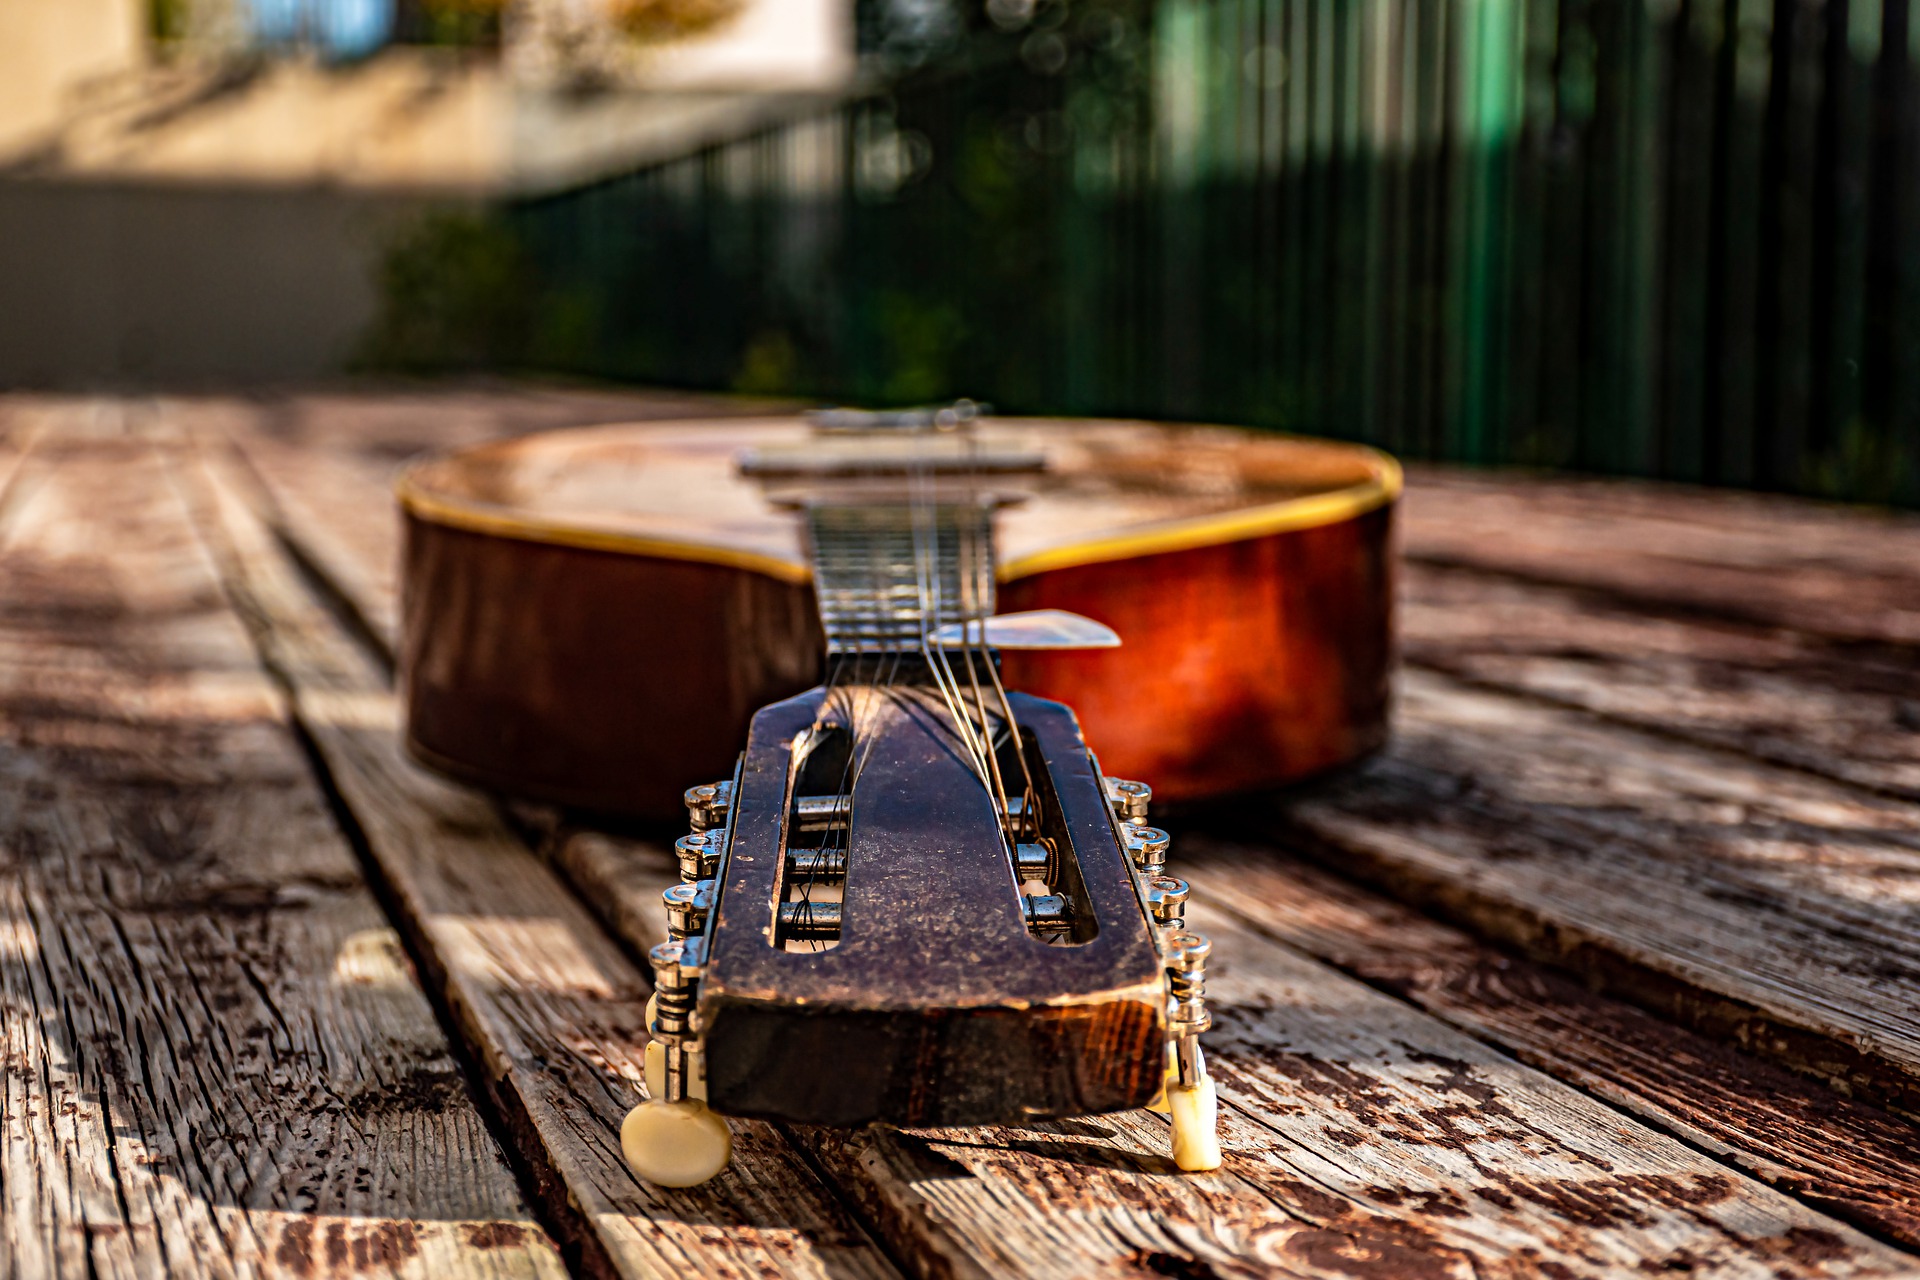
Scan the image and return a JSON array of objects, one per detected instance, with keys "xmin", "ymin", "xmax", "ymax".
[{"xmin": 400, "ymin": 417, "xmax": 1398, "ymax": 821}]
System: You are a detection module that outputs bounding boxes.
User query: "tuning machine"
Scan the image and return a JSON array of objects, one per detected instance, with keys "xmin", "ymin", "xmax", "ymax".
[
  {"xmin": 663, "ymin": 879, "xmax": 716, "ymax": 939},
  {"xmin": 1157, "ymin": 929, "xmax": 1222, "ymax": 1172},
  {"xmin": 1143, "ymin": 874, "xmax": 1189, "ymax": 932},
  {"xmin": 1104, "ymin": 777, "xmax": 1151, "ymax": 824},
  {"xmin": 684, "ymin": 780, "xmax": 733, "ymax": 831},
  {"xmin": 1104, "ymin": 773, "xmax": 1218, "ymax": 1172},
  {"xmin": 1122, "ymin": 825, "xmax": 1171, "ymax": 873},
  {"xmin": 622, "ymin": 937, "xmax": 732, "ymax": 1188},
  {"xmin": 621, "ymin": 783, "xmax": 738, "ymax": 1187}
]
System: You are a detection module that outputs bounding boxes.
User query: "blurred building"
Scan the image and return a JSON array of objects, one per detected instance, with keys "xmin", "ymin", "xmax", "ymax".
[{"xmin": 0, "ymin": 0, "xmax": 854, "ymax": 383}]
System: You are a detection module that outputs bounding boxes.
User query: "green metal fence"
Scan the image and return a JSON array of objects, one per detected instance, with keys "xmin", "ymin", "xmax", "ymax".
[{"xmin": 505, "ymin": 0, "xmax": 1920, "ymax": 504}]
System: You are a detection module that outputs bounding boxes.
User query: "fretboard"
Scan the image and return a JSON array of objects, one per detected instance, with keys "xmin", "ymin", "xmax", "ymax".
[{"xmin": 805, "ymin": 502, "xmax": 996, "ymax": 656}]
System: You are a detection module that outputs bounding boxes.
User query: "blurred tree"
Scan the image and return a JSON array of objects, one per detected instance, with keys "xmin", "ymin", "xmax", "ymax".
[{"xmin": 357, "ymin": 211, "xmax": 533, "ymax": 371}]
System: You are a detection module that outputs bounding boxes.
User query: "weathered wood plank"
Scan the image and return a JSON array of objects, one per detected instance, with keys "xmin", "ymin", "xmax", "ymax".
[
  {"xmin": 1401, "ymin": 562, "xmax": 1920, "ymax": 801},
  {"xmin": 1177, "ymin": 836, "xmax": 1920, "ymax": 1248},
  {"xmin": 0, "ymin": 427, "xmax": 567, "ymax": 1280},
  {"xmin": 184, "ymin": 442, "xmax": 899, "ymax": 1280},
  {"xmin": 1271, "ymin": 667, "xmax": 1920, "ymax": 1115},
  {"xmin": 552, "ymin": 825, "xmax": 1918, "ymax": 1279},
  {"xmin": 231, "ymin": 436, "xmax": 403, "ymax": 656},
  {"xmin": 1401, "ymin": 466, "xmax": 1920, "ymax": 648}
]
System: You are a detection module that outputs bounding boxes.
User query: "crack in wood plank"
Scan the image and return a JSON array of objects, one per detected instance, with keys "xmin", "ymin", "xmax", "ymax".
[
  {"xmin": 1263, "ymin": 668, "xmax": 1920, "ymax": 1116},
  {"xmin": 0, "ymin": 412, "xmax": 567, "ymax": 1280},
  {"xmin": 1400, "ymin": 467, "xmax": 1920, "ymax": 651},
  {"xmin": 1401, "ymin": 562, "xmax": 1920, "ymax": 802},
  {"xmin": 545, "ymin": 824, "xmax": 1920, "ymax": 1279},
  {"xmin": 182, "ymin": 439, "xmax": 900, "ymax": 1280},
  {"xmin": 1176, "ymin": 837, "xmax": 1920, "ymax": 1250}
]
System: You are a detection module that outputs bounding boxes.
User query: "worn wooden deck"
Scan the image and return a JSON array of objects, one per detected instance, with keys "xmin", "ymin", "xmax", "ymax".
[{"xmin": 6, "ymin": 387, "xmax": 1920, "ymax": 1280}]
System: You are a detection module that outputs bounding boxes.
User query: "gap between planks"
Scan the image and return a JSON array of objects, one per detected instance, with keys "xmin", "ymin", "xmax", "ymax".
[
  {"xmin": 1399, "ymin": 467, "xmax": 1920, "ymax": 651},
  {"xmin": 1400, "ymin": 561, "xmax": 1920, "ymax": 803},
  {"xmin": 1176, "ymin": 837, "xmax": 1920, "ymax": 1251},
  {"xmin": 1259, "ymin": 668, "xmax": 1920, "ymax": 1120},
  {"xmin": 542, "ymin": 825, "xmax": 1920, "ymax": 1279},
  {"xmin": 181, "ymin": 440, "xmax": 902, "ymax": 1280},
  {"xmin": 0, "ymin": 413, "xmax": 567, "ymax": 1280},
  {"xmin": 210, "ymin": 397, "xmax": 1920, "ymax": 1274}
]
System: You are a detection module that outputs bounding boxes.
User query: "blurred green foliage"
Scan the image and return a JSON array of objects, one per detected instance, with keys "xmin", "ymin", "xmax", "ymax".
[
  {"xmin": 360, "ymin": 0, "xmax": 1920, "ymax": 507},
  {"xmin": 148, "ymin": 0, "xmax": 191, "ymax": 41},
  {"xmin": 413, "ymin": 0, "xmax": 504, "ymax": 47},
  {"xmin": 356, "ymin": 211, "xmax": 532, "ymax": 372}
]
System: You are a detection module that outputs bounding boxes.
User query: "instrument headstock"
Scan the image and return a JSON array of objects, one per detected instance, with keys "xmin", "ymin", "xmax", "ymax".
[
  {"xmin": 697, "ymin": 677, "xmax": 1165, "ymax": 1126},
  {"xmin": 610, "ymin": 408, "xmax": 1223, "ymax": 1184}
]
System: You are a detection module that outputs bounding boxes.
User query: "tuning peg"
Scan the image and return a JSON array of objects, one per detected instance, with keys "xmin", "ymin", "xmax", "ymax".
[
  {"xmin": 1161, "ymin": 930, "xmax": 1220, "ymax": 1172},
  {"xmin": 663, "ymin": 880, "xmax": 717, "ymax": 939},
  {"xmin": 1104, "ymin": 777, "xmax": 1151, "ymax": 824},
  {"xmin": 1143, "ymin": 875, "xmax": 1189, "ymax": 930},
  {"xmin": 684, "ymin": 780, "xmax": 734, "ymax": 832},
  {"xmin": 675, "ymin": 831, "xmax": 722, "ymax": 882},
  {"xmin": 1167, "ymin": 1063, "xmax": 1220, "ymax": 1173},
  {"xmin": 621, "ymin": 1091, "xmax": 731, "ymax": 1188},
  {"xmin": 1122, "ymin": 825, "xmax": 1171, "ymax": 872},
  {"xmin": 623, "ymin": 938, "xmax": 731, "ymax": 1187}
]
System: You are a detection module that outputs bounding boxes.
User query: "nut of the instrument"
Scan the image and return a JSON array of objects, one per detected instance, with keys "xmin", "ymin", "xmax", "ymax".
[
  {"xmin": 1144, "ymin": 875, "xmax": 1190, "ymax": 925},
  {"xmin": 1122, "ymin": 825, "xmax": 1171, "ymax": 870}
]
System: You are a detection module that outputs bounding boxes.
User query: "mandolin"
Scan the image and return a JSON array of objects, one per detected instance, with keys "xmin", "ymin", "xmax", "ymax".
[
  {"xmin": 397, "ymin": 406, "xmax": 1399, "ymax": 1185},
  {"xmin": 398, "ymin": 409, "xmax": 1399, "ymax": 821}
]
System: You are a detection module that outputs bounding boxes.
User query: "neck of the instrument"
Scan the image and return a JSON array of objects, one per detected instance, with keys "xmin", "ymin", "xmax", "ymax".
[
  {"xmin": 805, "ymin": 500, "xmax": 997, "ymax": 658},
  {"xmin": 801, "ymin": 495, "xmax": 1031, "ymax": 845}
]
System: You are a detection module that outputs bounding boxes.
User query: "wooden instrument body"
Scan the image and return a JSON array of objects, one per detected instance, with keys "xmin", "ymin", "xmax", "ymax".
[
  {"xmin": 701, "ymin": 684, "xmax": 1164, "ymax": 1127},
  {"xmin": 399, "ymin": 418, "xmax": 1398, "ymax": 821}
]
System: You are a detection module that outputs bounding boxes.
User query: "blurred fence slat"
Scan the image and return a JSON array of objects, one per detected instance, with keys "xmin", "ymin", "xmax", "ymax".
[{"xmin": 496, "ymin": 0, "xmax": 1920, "ymax": 505}]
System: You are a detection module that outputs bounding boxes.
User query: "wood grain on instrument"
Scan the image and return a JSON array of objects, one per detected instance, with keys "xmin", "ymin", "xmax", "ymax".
[
  {"xmin": 401, "ymin": 514, "xmax": 821, "ymax": 817},
  {"xmin": 998, "ymin": 505, "xmax": 1392, "ymax": 801}
]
